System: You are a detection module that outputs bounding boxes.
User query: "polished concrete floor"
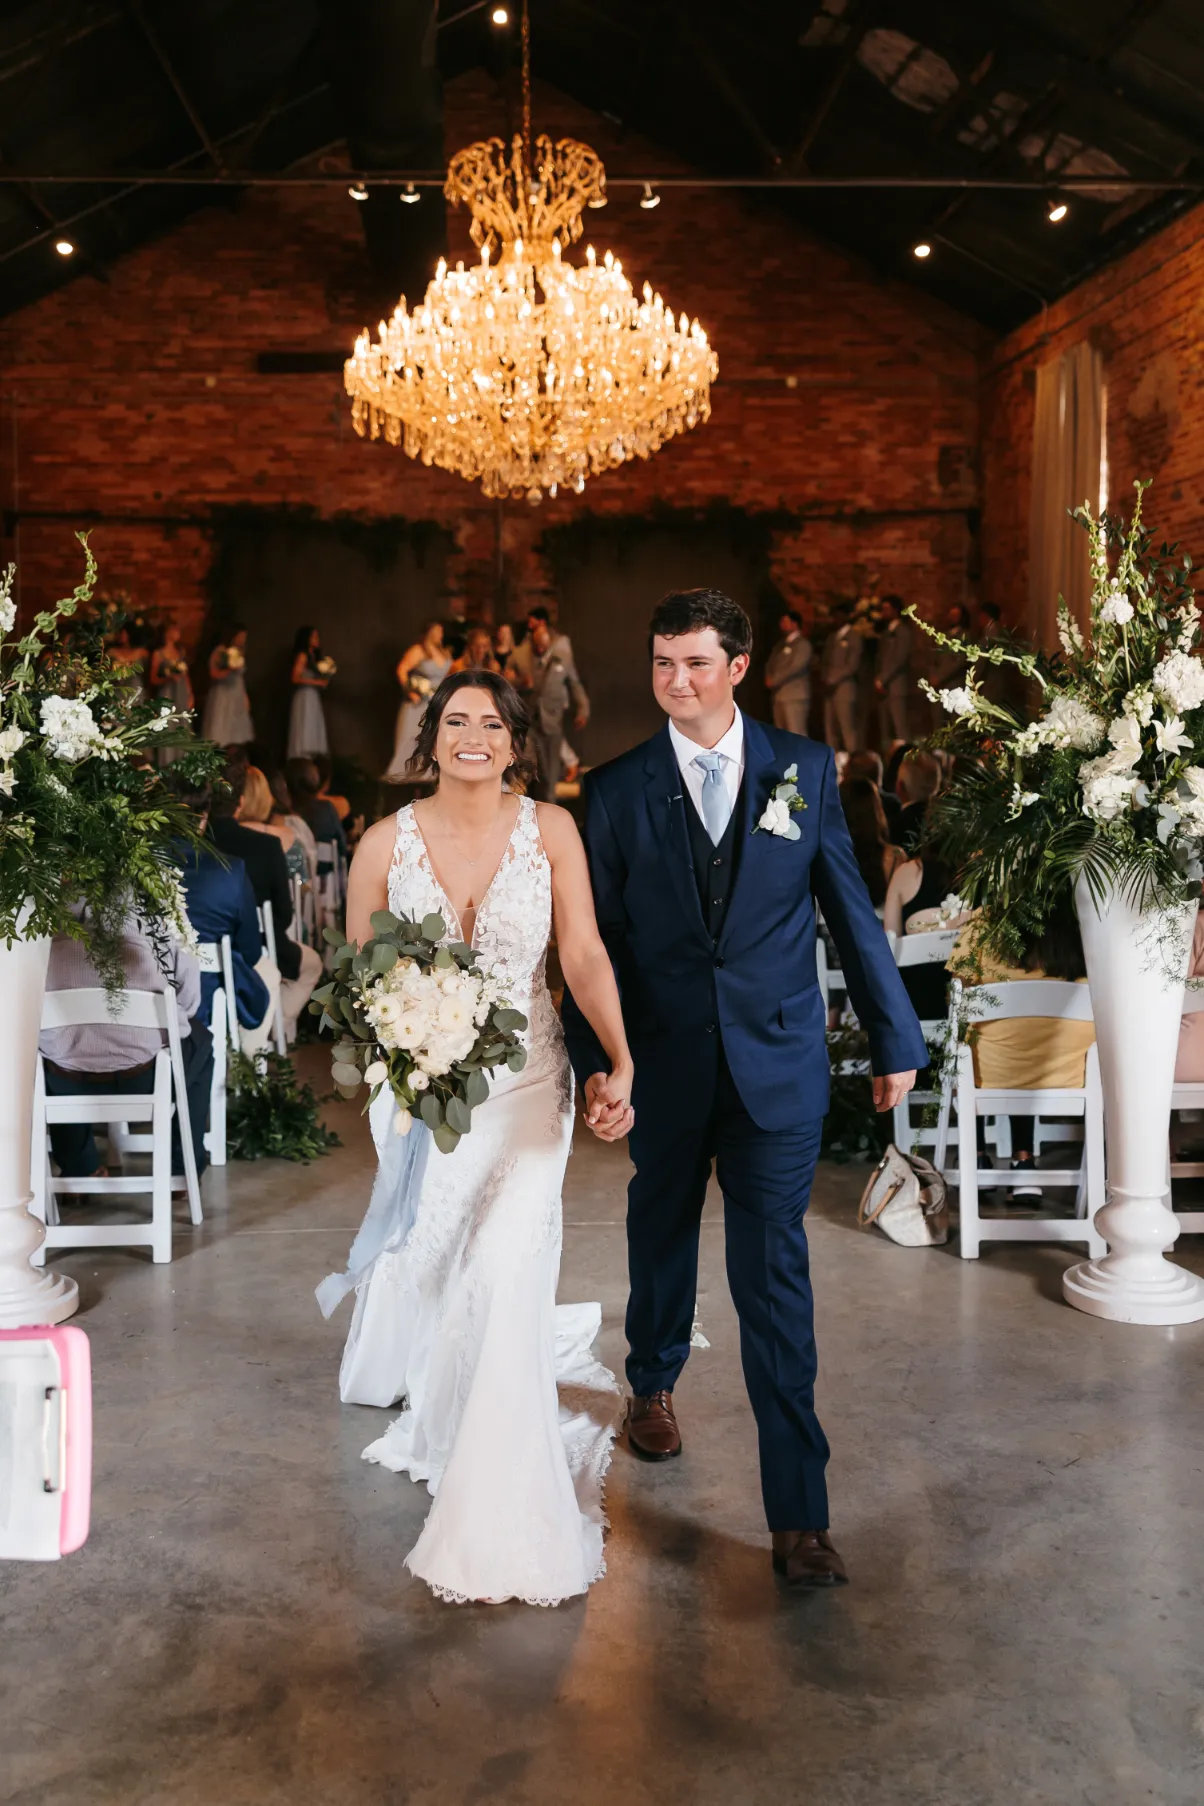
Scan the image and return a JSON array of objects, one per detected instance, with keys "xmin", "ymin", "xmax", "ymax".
[{"xmin": 6, "ymin": 1057, "xmax": 1204, "ymax": 1806}]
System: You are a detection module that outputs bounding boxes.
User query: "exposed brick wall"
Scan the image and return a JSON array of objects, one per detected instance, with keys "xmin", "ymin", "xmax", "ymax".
[
  {"xmin": 981, "ymin": 203, "xmax": 1204, "ymax": 630},
  {"xmin": 0, "ymin": 71, "xmax": 985, "ymax": 651}
]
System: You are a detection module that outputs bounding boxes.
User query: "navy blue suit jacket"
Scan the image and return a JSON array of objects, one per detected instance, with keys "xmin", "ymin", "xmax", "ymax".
[
  {"xmin": 176, "ymin": 845, "xmax": 270, "ymax": 1030},
  {"xmin": 561, "ymin": 714, "xmax": 927, "ymax": 1132}
]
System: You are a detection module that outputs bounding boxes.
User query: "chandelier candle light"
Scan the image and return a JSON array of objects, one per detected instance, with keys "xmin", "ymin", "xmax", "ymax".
[{"xmin": 344, "ymin": 7, "xmax": 716, "ymax": 501}]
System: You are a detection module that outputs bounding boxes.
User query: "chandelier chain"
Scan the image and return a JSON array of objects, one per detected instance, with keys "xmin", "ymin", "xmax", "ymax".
[{"xmin": 521, "ymin": 0, "xmax": 532, "ymax": 180}]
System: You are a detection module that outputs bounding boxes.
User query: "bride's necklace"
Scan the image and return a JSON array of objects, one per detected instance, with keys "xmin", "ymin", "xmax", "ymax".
[{"xmin": 427, "ymin": 801, "xmax": 512, "ymax": 893}]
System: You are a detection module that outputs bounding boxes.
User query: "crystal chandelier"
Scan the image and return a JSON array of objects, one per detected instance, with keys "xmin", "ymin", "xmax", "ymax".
[{"xmin": 344, "ymin": 10, "xmax": 717, "ymax": 502}]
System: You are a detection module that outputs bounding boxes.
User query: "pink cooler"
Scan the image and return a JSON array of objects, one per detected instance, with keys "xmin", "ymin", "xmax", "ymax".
[{"xmin": 0, "ymin": 1326, "xmax": 92, "ymax": 1559}]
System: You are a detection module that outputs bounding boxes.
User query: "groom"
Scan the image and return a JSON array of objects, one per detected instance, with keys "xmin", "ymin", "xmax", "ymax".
[{"xmin": 563, "ymin": 589, "xmax": 926, "ymax": 1587}]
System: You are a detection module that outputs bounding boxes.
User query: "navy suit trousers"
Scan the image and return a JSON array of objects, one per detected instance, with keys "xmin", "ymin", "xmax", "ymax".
[{"xmin": 626, "ymin": 1035, "xmax": 829, "ymax": 1533}]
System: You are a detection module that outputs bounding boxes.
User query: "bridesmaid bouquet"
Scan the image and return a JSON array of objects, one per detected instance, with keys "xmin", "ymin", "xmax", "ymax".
[
  {"xmin": 222, "ymin": 646, "xmax": 245, "ymax": 672},
  {"xmin": 315, "ymin": 654, "xmax": 337, "ymax": 677},
  {"xmin": 312, "ymin": 909, "xmax": 527, "ymax": 1153}
]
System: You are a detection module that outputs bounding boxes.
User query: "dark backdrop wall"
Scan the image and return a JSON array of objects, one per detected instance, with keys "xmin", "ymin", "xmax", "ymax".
[
  {"xmin": 205, "ymin": 516, "xmax": 449, "ymax": 774},
  {"xmin": 548, "ymin": 524, "xmax": 775, "ymax": 768}
]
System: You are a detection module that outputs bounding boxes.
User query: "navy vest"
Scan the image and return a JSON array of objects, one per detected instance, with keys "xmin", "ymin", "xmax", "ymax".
[{"xmin": 682, "ymin": 781, "xmax": 741, "ymax": 942}]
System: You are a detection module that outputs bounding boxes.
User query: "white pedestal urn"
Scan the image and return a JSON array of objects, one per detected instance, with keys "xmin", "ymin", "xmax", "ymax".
[
  {"xmin": 0, "ymin": 916, "xmax": 78, "ymax": 1327},
  {"xmin": 1064, "ymin": 874, "xmax": 1204, "ymax": 1325}
]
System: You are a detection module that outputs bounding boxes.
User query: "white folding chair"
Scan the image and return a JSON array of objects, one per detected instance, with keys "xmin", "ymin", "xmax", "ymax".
[
  {"xmin": 196, "ymin": 937, "xmax": 238, "ymax": 1053},
  {"xmin": 939, "ymin": 979, "xmax": 1105, "ymax": 1261},
  {"xmin": 31, "ymin": 986, "xmax": 202, "ymax": 1265},
  {"xmin": 290, "ymin": 872, "xmax": 316, "ymax": 947},
  {"xmin": 1169, "ymin": 989, "xmax": 1204, "ymax": 1232},
  {"xmin": 890, "ymin": 929, "xmax": 958, "ymax": 1156},
  {"xmin": 815, "ymin": 936, "xmax": 829, "ymax": 1011},
  {"xmin": 206, "ymin": 987, "xmax": 228, "ymax": 1167},
  {"xmin": 256, "ymin": 901, "xmax": 288, "ymax": 1056}
]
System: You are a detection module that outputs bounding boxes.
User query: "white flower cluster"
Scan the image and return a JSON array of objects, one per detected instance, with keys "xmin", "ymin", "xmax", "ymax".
[
  {"xmin": 1079, "ymin": 744, "xmax": 1148, "ymax": 824},
  {"xmin": 0, "ymin": 594, "xmax": 14, "ymax": 637},
  {"xmin": 1099, "ymin": 585, "xmax": 1134, "ymax": 627},
  {"xmin": 1015, "ymin": 693, "xmax": 1105, "ymax": 756},
  {"xmin": 39, "ymin": 695, "xmax": 112, "ymax": 763},
  {"xmin": 937, "ymin": 685, "xmax": 976, "ymax": 717},
  {"xmin": 0, "ymin": 719, "xmax": 23, "ymax": 797},
  {"xmin": 1152, "ymin": 651, "xmax": 1204, "ymax": 716},
  {"xmin": 363, "ymin": 956, "xmax": 504, "ymax": 1080},
  {"xmin": 315, "ymin": 654, "xmax": 337, "ymax": 677}
]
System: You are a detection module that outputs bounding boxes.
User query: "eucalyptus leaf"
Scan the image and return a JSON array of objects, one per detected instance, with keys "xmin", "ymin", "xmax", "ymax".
[
  {"xmin": 421, "ymin": 912, "xmax": 446, "ymax": 941},
  {"xmin": 433, "ymin": 1123, "xmax": 461, "ymax": 1155},
  {"xmin": 465, "ymin": 1068, "xmax": 489, "ymax": 1108},
  {"xmin": 371, "ymin": 943, "xmax": 399, "ymax": 973},
  {"xmin": 370, "ymin": 909, "xmax": 400, "ymax": 936},
  {"xmin": 505, "ymin": 1047, "xmax": 528, "ymax": 1072},
  {"xmin": 433, "ymin": 946, "xmax": 454, "ymax": 968},
  {"xmin": 311, "ymin": 982, "xmax": 335, "ymax": 1005},
  {"xmin": 331, "ymin": 1061, "xmax": 362, "ymax": 1088},
  {"xmin": 323, "ymin": 925, "xmax": 347, "ymax": 948},
  {"xmin": 419, "ymin": 1093, "xmax": 444, "ymax": 1130},
  {"xmin": 492, "ymin": 1007, "xmax": 527, "ymax": 1032},
  {"xmin": 445, "ymin": 1096, "xmax": 472, "ymax": 1135}
]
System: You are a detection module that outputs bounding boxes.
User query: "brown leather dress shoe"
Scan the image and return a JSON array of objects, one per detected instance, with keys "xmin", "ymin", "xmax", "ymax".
[
  {"xmin": 627, "ymin": 1390, "xmax": 682, "ymax": 1461},
  {"xmin": 771, "ymin": 1529, "xmax": 849, "ymax": 1587}
]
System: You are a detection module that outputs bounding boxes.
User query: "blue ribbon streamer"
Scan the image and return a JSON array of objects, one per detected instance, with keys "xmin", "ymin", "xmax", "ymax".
[{"xmin": 315, "ymin": 1114, "xmax": 432, "ymax": 1319}]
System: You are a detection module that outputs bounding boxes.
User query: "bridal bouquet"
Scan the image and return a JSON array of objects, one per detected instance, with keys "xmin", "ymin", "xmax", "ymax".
[
  {"xmin": 0, "ymin": 537, "xmax": 222, "ymax": 990},
  {"xmin": 913, "ymin": 481, "xmax": 1204, "ymax": 965},
  {"xmin": 312, "ymin": 909, "xmax": 527, "ymax": 1152}
]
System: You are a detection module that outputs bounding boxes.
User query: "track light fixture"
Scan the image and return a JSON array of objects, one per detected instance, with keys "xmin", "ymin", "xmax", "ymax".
[
  {"xmin": 348, "ymin": 181, "xmax": 369, "ymax": 201},
  {"xmin": 1047, "ymin": 200, "xmax": 1068, "ymax": 223},
  {"xmin": 913, "ymin": 241, "xmax": 932, "ymax": 259},
  {"xmin": 639, "ymin": 182, "xmax": 661, "ymax": 210},
  {"xmin": 400, "ymin": 183, "xmax": 420, "ymax": 203},
  {"xmin": 54, "ymin": 238, "xmax": 75, "ymax": 256}
]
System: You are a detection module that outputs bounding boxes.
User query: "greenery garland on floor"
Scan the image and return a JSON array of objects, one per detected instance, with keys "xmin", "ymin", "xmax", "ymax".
[{"xmin": 226, "ymin": 1051, "xmax": 341, "ymax": 1163}]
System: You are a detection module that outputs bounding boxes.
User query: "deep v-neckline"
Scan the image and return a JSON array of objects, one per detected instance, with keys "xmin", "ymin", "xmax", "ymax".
[{"xmin": 408, "ymin": 798, "xmax": 523, "ymax": 949}]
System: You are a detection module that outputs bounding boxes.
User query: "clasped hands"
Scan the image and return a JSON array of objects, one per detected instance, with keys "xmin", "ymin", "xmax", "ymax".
[{"xmin": 583, "ymin": 1068, "xmax": 635, "ymax": 1142}]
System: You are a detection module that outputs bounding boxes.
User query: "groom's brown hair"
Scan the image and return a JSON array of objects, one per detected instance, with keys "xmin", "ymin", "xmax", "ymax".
[{"xmin": 648, "ymin": 588, "xmax": 753, "ymax": 663}]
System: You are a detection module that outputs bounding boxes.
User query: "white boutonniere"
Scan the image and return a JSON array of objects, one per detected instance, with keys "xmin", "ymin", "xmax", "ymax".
[{"xmin": 753, "ymin": 763, "xmax": 807, "ymax": 840}]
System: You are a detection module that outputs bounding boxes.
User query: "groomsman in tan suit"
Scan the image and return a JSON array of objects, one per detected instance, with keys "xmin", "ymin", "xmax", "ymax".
[
  {"xmin": 874, "ymin": 595, "xmax": 913, "ymax": 743},
  {"xmin": 763, "ymin": 608, "xmax": 813, "ymax": 735},
  {"xmin": 821, "ymin": 606, "xmax": 863, "ymax": 751}
]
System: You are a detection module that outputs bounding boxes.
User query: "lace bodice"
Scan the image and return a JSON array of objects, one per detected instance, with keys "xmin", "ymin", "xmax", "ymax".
[{"xmin": 387, "ymin": 796, "xmax": 561, "ymax": 1079}]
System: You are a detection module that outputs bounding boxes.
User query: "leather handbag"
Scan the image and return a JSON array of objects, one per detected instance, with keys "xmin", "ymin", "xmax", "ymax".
[{"xmin": 857, "ymin": 1143, "xmax": 949, "ymax": 1247}]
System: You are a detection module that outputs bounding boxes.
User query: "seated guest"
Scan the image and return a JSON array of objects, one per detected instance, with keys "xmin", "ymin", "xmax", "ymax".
[
  {"xmin": 844, "ymin": 748, "xmax": 903, "ymax": 840},
  {"xmin": 838, "ymin": 775, "xmax": 907, "ymax": 911},
  {"xmin": 896, "ymin": 749, "xmax": 942, "ymax": 850},
  {"xmin": 268, "ymin": 768, "xmax": 318, "ymax": 879},
  {"xmin": 40, "ymin": 907, "xmax": 212, "ymax": 1183},
  {"xmin": 286, "ymin": 756, "xmax": 348, "ymax": 865},
  {"xmin": 1175, "ymin": 908, "xmax": 1204, "ymax": 1083},
  {"xmin": 210, "ymin": 758, "xmax": 322, "ymax": 1043},
  {"xmin": 883, "ymin": 740, "xmax": 914, "ymax": 797},
  {"xmin": 883, "ymin": 839, "xmax": 960, "ymax": 1021},
  {"xmin": 174, "ymin": 784, "xmax": 274, "ymax": 1054},
  {"xmin": 239, "ymin": 765, "xmax": 308, "ymax": 883},
  {"xmin": 313, "ymin": 753, "xmax": 351, "ymax": 829},
  {"xmin": 951, "ymin": 909, "xmax": 1094, "ymax": 1197}
]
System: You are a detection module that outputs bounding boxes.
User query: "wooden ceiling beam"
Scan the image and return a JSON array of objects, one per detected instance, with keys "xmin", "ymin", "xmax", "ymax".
[{"xmin": 123, "ymin": 0, "xmax": 228, "ymax": 173}]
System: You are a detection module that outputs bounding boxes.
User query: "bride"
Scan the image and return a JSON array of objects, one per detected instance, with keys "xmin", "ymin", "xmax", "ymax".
[{"xmin": 335, "ymin": 669, "xmax": 634, "ymax": 1606}]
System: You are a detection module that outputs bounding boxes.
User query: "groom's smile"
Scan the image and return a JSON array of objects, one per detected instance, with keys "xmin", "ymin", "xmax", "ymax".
[{"xmin": 651, "ymin": 626, "xmax": 750, "ymax": 747}]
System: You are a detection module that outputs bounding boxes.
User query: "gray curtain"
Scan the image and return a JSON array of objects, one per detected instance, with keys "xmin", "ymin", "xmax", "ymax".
[{"xmin": 1029, "ymin": 341, "xmax": 1105, "ymax": 648}]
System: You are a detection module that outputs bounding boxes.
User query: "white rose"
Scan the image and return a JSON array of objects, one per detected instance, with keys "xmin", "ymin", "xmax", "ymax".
[
  {"xmin": 1099, "ymin": 588, "xmax": 1134, "ymax": 626},
  {"xmin": 364, "ymin": 1060, "xmax": 388, "ymax": 1087},
  {"xmin": 1153, "ymin": 651, "xmax": 1204, "ymax": 716},
  {"xmin": 0, "ymin": 725, "xmax": 25, "ymax": 759},
  {"xmin": 757, "ymin": 796, "xmax": 791, "ymax": 836},
  {"xmin": 937, "ymin": 686, "xmax": 975, "ymax": 717}
]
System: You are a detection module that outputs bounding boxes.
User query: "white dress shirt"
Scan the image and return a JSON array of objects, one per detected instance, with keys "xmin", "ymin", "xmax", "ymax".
[{"xmin": 668, "ymin": 709, "xmax": 746, "ymax": 831}]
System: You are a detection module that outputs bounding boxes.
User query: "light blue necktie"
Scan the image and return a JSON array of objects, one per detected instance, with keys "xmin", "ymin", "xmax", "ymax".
[{"xmin": 693, "ymin": 751, "xmax": 731, "ymax": 844}]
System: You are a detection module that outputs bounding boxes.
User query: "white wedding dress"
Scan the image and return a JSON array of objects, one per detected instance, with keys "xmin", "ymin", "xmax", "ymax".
[{"xmin": 337, "ymin": 797, "xmax": 622, "ymax": 1605}]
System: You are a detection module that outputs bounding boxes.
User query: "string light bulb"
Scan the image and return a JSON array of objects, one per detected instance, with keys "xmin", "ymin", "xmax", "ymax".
[
  {"xmin": 54, "ymin": 238, "xmax": 75, "ymax": 256},
  {"xmin": 1047, "ymin": 200, "xmax": 1068, "ymax": 223},
  {"xmin": 348, "ymin": 181, "xmax": 369, "ymax": 201},
  {"xmin": 913, "ymin": 241, "xmax": 932, "ymax": 259},
  {"xmin": 400, "ymin": 183, "xmax": 420, "ymax": 204},
  {"xmin": 639, "ymin": 182, "xmax": 661, "ymax": 210}
]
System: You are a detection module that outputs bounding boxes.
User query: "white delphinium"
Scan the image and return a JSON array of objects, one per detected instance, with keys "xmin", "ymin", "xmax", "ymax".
[
  {"xmin": 0, "ymin": 584, "xmax": 15, "ymax": 636},
  {"xmin": 1122, "ymin": 685, "xmax": 1155, "ymax": 726},
  {"xmin": 937, "ymin": 686, "xmax": 976, "ymax": 717},
  {"xmin": 1057, "ymin": 604, "xmax": 1085, "ymax": 658},
  {"xmin": 1099, "ymin": 586, "xmax": 1134, "ymax": 627},
  {"xmin": 1153, "ymin": 651, "xmax": 1204, "ymax": 716},
  {"xmin": 39, "ymin": 695, "xmax": 108, "ymax": 763},
  {"xmin": 1079, "ymin": 745, "xmax": 1148, "ymax": 822}
]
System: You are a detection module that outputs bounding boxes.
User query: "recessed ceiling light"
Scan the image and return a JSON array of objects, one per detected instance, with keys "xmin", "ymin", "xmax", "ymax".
[
  {"xmin": 913, "ymin": 241, "xmax": 932, "ymax": 259},
  {"xmin": 400, "ymin": 183, "xmax": 420, "ymax": 204},
  {"xmin": 54, "ymin": 238, "xmax": 75, "ymax": 257},
  {"xmin": 348, "ymin": 182, "xmax": 368, "ymax": 202},
  {"xmin": 1048, "ymin": 201, "xmax": 1069, "ymax": 223},
  {"xmin": 491, "ymin": 6, "xmax": 509, "ymax": 21},
  {"xmin": 639, "ymin": 182, "xmax": 661, "ymax": 210}
]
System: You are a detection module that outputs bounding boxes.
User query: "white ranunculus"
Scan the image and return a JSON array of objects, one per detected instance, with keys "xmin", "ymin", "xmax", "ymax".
[
  {"xmin": 757, "ymin": 796, "xmax": 792, "ymax": 836},
  {"xmin": 363, "ymin": 1060, "xmax": 388, "ymax": 1087},
  {"xmin": 1099, "ymin": 587, "xmax": 1134, "ymax": 627},
  {"xmin": 937, "ymin": 686, "xmax": 975, "ymax": 717},
  {"xmin": 373, "ymin": 995, "xmax": 402, "ymax": 1027},
  {"xmin": 1153, "ymin": 651, "xmax": 1204, "ymax": 716},
  {"xmin": 1154, "ymin": 715, "xmax": 1191, "ymax": 757},
  {"xmin": 1106, "ymin": 714, "xmax": 1143, "ymax": 762},
  {"xmin": 0, "ymin": 724, "xmax": 25, "ymax": 759},
  {"xmin": 394, "ymin": 1009, "xmax": 429, "ymax": 1050},
  {"xmin": 437, "ymin": 994, "xmax": 472, "ymax": 1033},
  {"xmin": 39, "ymin": 695, "xmax": 106, "ymax": 763}
]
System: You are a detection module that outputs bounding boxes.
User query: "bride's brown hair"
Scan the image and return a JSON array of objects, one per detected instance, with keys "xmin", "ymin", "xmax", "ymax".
[{"xmin": 407, "ymin": 669, "xmax": 536, "ymax": 792}]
